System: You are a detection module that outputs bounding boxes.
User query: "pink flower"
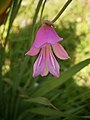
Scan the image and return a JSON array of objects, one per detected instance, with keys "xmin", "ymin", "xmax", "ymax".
[{"xmin": 26, "ymin": 24, "xmax": 70, "ymax": 78}]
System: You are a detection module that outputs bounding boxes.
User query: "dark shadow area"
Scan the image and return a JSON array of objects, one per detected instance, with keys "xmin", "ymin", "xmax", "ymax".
[
  {"xmin": 45, "ymin": 79, "xmax": 90, "ymax": 120},
  {"xmin": 32, "ymin": 80, "xmax": 90, "ymax": 120}
]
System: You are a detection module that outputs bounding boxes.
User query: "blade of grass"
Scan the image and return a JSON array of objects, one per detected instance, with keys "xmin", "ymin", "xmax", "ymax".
[
  {"xmin": 4, "ymin": 0, "xmax": 22, "ymax": 47},
  {"xmin": 63, "ymin": 90, "xmax": 90, "ymax": 107},
  {"xmin": 0, "ymin": 45, "xmax": 4, "ymax": 117},
  {"xmin": 10, "ymin": 57, "xmax": 29, "ymax": 118},
  {"xmin": 25, "ymin": 107, "xmax": 63, "ymax": 117},
  {"xmin": 24, "ymin": 97, "xmax": 57, "ymax": 110}
]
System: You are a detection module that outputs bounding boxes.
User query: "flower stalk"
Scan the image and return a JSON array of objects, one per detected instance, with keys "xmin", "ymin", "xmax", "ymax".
[{"xmin": 51, "ymin": 0, "xmax": 72, "ymax": 23}]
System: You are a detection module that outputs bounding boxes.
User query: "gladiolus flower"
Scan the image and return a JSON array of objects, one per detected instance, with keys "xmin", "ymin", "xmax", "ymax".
[{"xmin": 26, "ymin": 24, "xmax": 70, "ymax": 78}]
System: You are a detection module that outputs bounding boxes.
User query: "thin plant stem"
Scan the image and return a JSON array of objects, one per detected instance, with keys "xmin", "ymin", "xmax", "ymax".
[
  {"xmin": 40, "ymin": 0, "xmax": 47, "ymax": 22},
  {"xmin": 31, "ymin": 0, "xmax": 43, "ymax": 45},
  {"xmin": 51, "ymin": 0, "xmax": 72, "ymax": 23}
]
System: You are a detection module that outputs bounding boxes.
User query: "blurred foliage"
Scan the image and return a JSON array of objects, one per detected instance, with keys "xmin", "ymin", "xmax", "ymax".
[
  {"xmin": 0, "ymin": 0, "xmax": 12, "ymax": 25},
  {"xmin": 0, "ymin": 0, "xmax": 90, "ymax": 120}
]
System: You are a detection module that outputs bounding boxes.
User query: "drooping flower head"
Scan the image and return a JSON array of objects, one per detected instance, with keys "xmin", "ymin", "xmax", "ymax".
[{"xmin": 26, "ymin": 23, "xmax": 70, "ymax": 78}]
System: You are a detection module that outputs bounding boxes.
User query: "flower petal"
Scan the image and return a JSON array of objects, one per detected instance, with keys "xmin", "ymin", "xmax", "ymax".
[
  {"xmin": 41, "ymin": 65, "xmax": 48, "ymax": 76},
  {"xmin": 25, "ymin": 45, "xmax": 40, "ymax": 56},
  {"xmin": 48, "ymin": 46, "xmax": 60, "ymax": 78},
  {"xmin": 33, "ymin": 24, "xmax": 63, "ymax": 48},
  {"xmin": 33, "ymin": 47, "xmax": 46, "ymax": 77},
  {"xmin": 53, "ymin": 43, "xmax": 70, "ymax": 60},
  {"xmin": 41, "ymin": 45, "xmax": 49, "ymax": 76}
]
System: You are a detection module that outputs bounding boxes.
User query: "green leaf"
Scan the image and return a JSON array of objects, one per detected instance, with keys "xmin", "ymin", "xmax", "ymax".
[
  {"xmin": 32, "ymin": 58, "xmax": 90, "ymax": 97},
  {"xmin": 24, "ymin": 97, "xmax": 57, "ymax": 109},
  {"xmin": 29, "ymin": 107, "xmax": 63, "ymax": 116},
  {"xmin": 17, "ymin": 107, "xmax": 64, "ymax": 120},
  {"xmin": 80, "ymin": 116, "xmax": 90, "ymax": 119},
  {"xmin": 25, "ymin": 97, "xmax": 51, "ymax": 105}
]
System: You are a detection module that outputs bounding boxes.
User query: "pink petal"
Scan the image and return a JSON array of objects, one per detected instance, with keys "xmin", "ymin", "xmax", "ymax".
[
  {"xmin": 33, "ymin": 47, "xmax": 46, "ymax": 77},
  {"xmin": 25, "ymin": 45, "xmax": 40, "ymax": 56},
  {"xmin": 41, "ymin": 45, "xmax": 49, "ymax": 76},
  {"xmin": 41, "ymin": 65, "xmax": 48, "ymax": 76},
  {"xmin": 48, "ymin": 46, "xmax": 60, "ymax": 78},
  {"xmin": 53, "ymin": 43, "xmax": 70, "ymax": 60},
  {"xmin": 33, "ymin": 24, "xmax": 63, "ymax": 48}
]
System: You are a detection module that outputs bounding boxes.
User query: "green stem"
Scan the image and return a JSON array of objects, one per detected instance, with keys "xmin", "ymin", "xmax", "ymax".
[
  {"xmin": 40, "ymin": 0, "xmax": 47, "ymax": 22},
  {"xmin": 31, "ymin": 0, "xmax": 43, "ymax": 45},
  {"xmin": 51, "ymin": 0, "xmax": 72, "ymax": 23},
  {"xmin": 0, "ymin": 44, "xmax": 4, "ymax": 117}
]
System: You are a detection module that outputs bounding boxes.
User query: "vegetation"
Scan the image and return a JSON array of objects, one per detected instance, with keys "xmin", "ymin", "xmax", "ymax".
[{"xmin": 0, "ymin": 0, "xmax": 90, "ymax": 119}]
